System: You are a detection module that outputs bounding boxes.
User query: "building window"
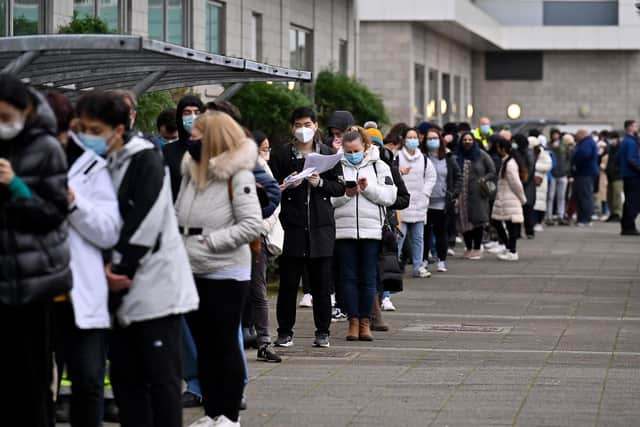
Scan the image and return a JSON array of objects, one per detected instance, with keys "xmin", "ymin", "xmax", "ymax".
[
  {"xmin": 13, "ymin": 0, "xmax": 41, "ymax": 35},
  {"xmin": 442, "ymin": 73, "xmax": 451, "ymax": 123},
  {"xmin": 427, "ymin": 68, "xmax": 438, "ymax": 119},
  {"xmin": 0, "ymin": 0, "xmax": 8, "ymax": 36},
  {"xmin": 73, "ymin": 0, "xmax": 121, "ymax": 32},
  {"xmin": 485, "ymin": 52, "xmax": 543, "ymax": 80},
  {"xmin": 543, "ymin": 1, "xmax": 618, "ymax": 26},
  {"xmin": 249, "ymin": 12, "xmax": 262, "ymax": 61},
  {"xmin": 206, "ymin": 1, "xmax": 224, "ymax": 54},
  {"xmin": 289, "ymin": 25, "xmax": 313, "ymax": 71},
  {"xmin": 148, "ymin": 0, "xmax": 187, "ymax": 46},
  {"xmin": 453, "ymin": 75, "xmax": 461, "ymax": 121},
  {"xmin": 414, "ymin": 63, "xmax": 425, "ymax": 120},
  {"xmin": 339, "ymin": 39, "xmax": 348, "ymax": 75}
]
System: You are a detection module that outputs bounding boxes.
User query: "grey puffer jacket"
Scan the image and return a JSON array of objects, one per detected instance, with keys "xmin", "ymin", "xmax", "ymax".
[
  {"xmin": 176, "ymin": 139, "xmax": 263, "ymax": 275},
  {"xmin": 0, "ymin": 90, "xmax": 71, "ymax": 305}
]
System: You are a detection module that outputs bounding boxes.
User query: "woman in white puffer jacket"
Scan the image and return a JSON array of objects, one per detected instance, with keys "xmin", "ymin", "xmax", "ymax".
[
  {"xmin": 332, "ymin": 127, "xmax": 397, "ymax": 342},
  {"xmin": 529, "ymin": 136, "xmax": 552, "ymax": 229}
]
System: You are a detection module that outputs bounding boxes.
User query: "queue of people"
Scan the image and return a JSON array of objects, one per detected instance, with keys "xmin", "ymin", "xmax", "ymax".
[{"xmin": 1, "ymin": 70, "xmax": 639, "ymax": 427}]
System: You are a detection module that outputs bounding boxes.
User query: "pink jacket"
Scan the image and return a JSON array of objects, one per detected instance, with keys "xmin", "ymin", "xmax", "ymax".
[{"xmin": 492, "ymin": 157, "xmax": 527, "ymax": 223}]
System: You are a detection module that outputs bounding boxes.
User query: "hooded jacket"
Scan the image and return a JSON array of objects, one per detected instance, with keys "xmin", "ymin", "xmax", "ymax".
[
  {"xmin": 396, "ymin": 147, "xmax": 437, "ymax": 223},
  {"xmin": 176, "ymin": 139, "xmax": 262, "ymax": 276},
  {"xmin": 0, "ymin": 89, "xmax": 71, "ymax": 305},
  {"xmin": 109, "ymin": 135, "xmax": 198, "ymax": 326},
  {"xmin": 332, "ymin": 146, "xmax": 397, "ymax": 240},
  {"xmin": 492, "ymin": 157, "xmax": 527, "ymax": 223}
]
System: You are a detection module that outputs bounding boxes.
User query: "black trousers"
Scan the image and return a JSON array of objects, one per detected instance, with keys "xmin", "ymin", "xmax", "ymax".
[
  {"xmin": 109, "ymin": 314, "xmax": 183, "ymax": 427},
  {"xmin": 463, "ymin": 227, "xmax": 483, "ymax": 250},
  {"xmin": 523, "ymin": 204, "xmax": 536, "ymax": 236},
  {"xmin": 492, "ymin": 220, "xmax": 521, "ymax": 254},
  {"xmin": 277, "ymin": 256, "xmax": 332, "ymax": 337},
  {"xmin": 424, "ymin": 208, "xmax": 449, "ymax": 261},
  {"xmin": 622, "ymin": 176, "xmax": 640, "ymax": 232},
  {"xmin": 0, "ymin": 302, "xmax": 52, "ymax": 427},
  {"xmin": 53, "ymin": 302, "xmax": 106, "ymax": 427},
  {"xmin": 187, "ymin": 278, "xmax": 248, "ymax": 423}
]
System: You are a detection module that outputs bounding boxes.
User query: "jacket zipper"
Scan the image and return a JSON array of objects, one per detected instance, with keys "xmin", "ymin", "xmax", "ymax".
[{"xmin": 355, "ymin": 170, "xmax": 360, "ymax": 239}]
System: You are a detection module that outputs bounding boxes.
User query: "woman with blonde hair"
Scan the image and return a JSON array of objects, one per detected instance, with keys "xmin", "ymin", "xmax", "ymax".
[{"xmin": 176, "ymin": 112, "xmax": 262, "ymax": 427}]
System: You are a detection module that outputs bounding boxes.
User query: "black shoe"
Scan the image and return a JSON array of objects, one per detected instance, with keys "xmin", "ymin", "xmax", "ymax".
[
  {"xmin": 313, "ymin": 333, "xmax": 330, "ymax": 348},
  {"xmin": 103, "ymin": 398, "xmax": 120, "ymax": 423},
  {"xmin": 55, "ymin": 397, "xmax": 70, "ymax": 423},
  {"xmin": 527, "ymin": 234, "xmax": 535, "ymax": 240},
  {"xmin": 182, "ymin": 391, "xmax": 203, "ymax": 408},
  {"xmin": 257, "ymin": 344, "xmax": 282, "ymax": 363},
  {"xmin": 558, "ymin": 218, "xmax": 570, "ymax": 226},
  {"xmin": 621, "ymin": 229, "xmax": 640, "ymax": 236},
  {"xmin": 240, "ymin": 395, "xmax": 248, "ymax": 411},
  {"xmin": 274, "ymin": 335, "xmax": 293, "ymax": 347},
  {"xmin": 606, "ymin": 215, "xmax": 621, "ymax": 223}
]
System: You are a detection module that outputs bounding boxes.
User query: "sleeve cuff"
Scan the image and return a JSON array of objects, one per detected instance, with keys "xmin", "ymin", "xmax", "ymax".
[{"xmin": 8, "ymin": 176, "xmax": 32, "ymax": 200}]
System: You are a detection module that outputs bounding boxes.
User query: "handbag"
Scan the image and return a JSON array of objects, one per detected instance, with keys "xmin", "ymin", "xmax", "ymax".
[
  {"xmin": 478, "ymin": 177, "xmax": 497, "ymax": 198},
  {"xmin": 264, "ymin": 216, "xmax": 284, "ymax": 257},
  {"xmin": 378, "ymin": 208, "xmax": 404, "ymax": 293}
]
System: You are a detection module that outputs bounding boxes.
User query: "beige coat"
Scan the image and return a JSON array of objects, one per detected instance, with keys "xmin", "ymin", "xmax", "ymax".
[{"xmin": 492, "ymin": 157, "xmax": 527, "ymax": 223}]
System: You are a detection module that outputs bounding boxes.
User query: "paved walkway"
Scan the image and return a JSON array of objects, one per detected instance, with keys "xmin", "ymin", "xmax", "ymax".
[{"xmin": 182, "ymin": 222, "xmax": 640, "ymax": 427}]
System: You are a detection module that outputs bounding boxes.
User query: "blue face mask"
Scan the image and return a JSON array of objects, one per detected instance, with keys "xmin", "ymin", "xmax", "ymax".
[
  {"xmin": 183, "ymin": 115, "xmax": 196, "ymax": 133},
  {"xmin": 480, "ymin": 124, "xmax": 491, "ymax": 134},
  {"xmin": 345, "ymin": 151, "xmax": 363, "ymax": 165},
  {"xmin": 77, "ymin": 132, "xmax": 109, "ymax": 156},
  {"xmin": 405, "ymin": 138, "xmax": 420, "ymax": 151},
  {"xmin": 426, "ymin": 139, "xmax": 440, "ymax": 151}
]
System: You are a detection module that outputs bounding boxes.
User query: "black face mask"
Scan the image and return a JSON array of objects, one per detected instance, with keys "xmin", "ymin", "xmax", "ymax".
[{"xmin": 187, "ymin": 139, "xmax": 202, "ymax": 162}]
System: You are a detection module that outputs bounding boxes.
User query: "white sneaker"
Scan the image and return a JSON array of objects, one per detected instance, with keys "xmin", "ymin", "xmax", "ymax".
[
  {"xmin": 437, "ymin": 261, "xmax": 448, "ymax": 272},
  {"xmin": 381, "ymin": 297, "xmax": 396, "ymax": 311},
  {"xmin": 188, "ymin": 416, "xmax": 215, "ymax": 427},
  {"xmin": 497, "ymin": 251, "xmax": 519, "ymax": 261},
  {"xmin": 533, "ymin": 224, "xmax": 544, "ymax": 232},
  {"xmin": 487, "ymin": 244, "xmax": 506, "ymax": 254},
  {"xmin": 447, "ymin": 248, "xmax": 455, "ymax": 256},
  {"xmin": 413, "ymin": 266, "xmax": 432, "ymax": 278},
  {"xmin": 330, "ymin": 293, "xmax": 336, "ymax": 307},
  {"xmin": 212, "ymin": 415, "xmax": 240, "ymax": 427},
  {"xmin": 484, "ymin": 241, "xmax": 499, "ymax": 249},
  {"xmin": 299, "ymin": 293, "xmax": 313, "ymax": 308},
  {"xmin": 455, "ymin": 236, "xmax": 463, "ymax": 244}
]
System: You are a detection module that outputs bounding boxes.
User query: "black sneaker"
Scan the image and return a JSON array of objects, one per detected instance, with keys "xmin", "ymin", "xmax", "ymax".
[
  {"xmin": 257, "ymin": 344, "xmax": 282, "ymax": 363},
  {"xmin": 331, "ymin": 307, "xmax": 348, "ymax": 323},
  {"xmin": 103, "ymin": 398, "xmax": 120, "ymax": 423},
  {"xmin": 55, "ymin": 396, "xmax": 70, "ymax": 423},
  {"xmin": 274, "ymin": 335, "xmax": 293, "ymax": 347},
  {"xmin": 313, "ymin": 333, "xmax": 330, "ymax": 348},
  {"xmin": 182, "ymin": 391, "xmax": 203, "ymax": 408},
  {"xmin": 621, "ymin": 229, "xmax": 640, "ymax": 236}
]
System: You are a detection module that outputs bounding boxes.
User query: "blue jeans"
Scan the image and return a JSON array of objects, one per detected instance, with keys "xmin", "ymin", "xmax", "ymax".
[
  {"xmin": 335, "ymin": 239, "xmax": 381, "ymax": 319},
  {"xmin": 398, "ymin": 222, "xmax": 424, "ymax": 273},
  {"xmin": 182, "ymin": 317, "xmax": 202, "ymax": 398}
]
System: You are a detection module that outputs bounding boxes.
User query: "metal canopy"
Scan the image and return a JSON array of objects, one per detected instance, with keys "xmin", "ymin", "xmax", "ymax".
[{"xmin": 0, "ymin": 35, "xmax": 312, "ymax": 96}]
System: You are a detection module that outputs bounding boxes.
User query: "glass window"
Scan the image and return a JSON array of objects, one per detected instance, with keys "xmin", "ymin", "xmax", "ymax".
[
  {"xmin": 98, "ymin": 0, "xmax": 119, "ymax": 32},
  {"xmin": 339, "ymin": 39, "xmax": 348, "ymax": 75},
  {"xmin": 74, "ymin": 0, "xmax": 95, "ymax": 19},
  {"xmin": 442, "ymin": 73, "xmax": 451, "ymax": 123},
  {"xmin": 13, "ymin": 0, "xmax": 40, "ymax": 35},
  {"xmin": 206, "ymin": 1, "xmax": 224, "ymax": 53},
  {"xmin": 289, "ymin": 26, "xmax": 312, "ymax": 70},
  {"xmin": 427, "ymin": 69, "xmax": 438, "ymax": 120},
  {"xmin": 148, "ymin": 0, "xmax": 163, "ymax": 41},
  {"xmin": 249, "ymin": 13, "xmax": 262, "ymax": 61},
  {"xmin": 486, "ymin": 51, "xmax": 543, "ymax": 80},
  {"xmin": 543, "ymin": 1, "xmax": 618, "ymax": 26},
  {"xmin": 414, "ymin": 63, "xmax": 425, "ymax": 120},
  {"xmin": 0, "ymin": 0, "xmax": 8, "ymax": 36},
  {"xmin": 453, "ymin": 76, "xmax": 461, "ymax": 121},
  {"xmin": 149, "ymin": 0, "xmax": 185, "ymax": 45},
  {"xmin": 167, "ymin": 0, "xmax": 182, "ymax": 45}
]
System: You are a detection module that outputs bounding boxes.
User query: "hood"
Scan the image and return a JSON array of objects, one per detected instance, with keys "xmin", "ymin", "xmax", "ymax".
[
  {"xmin": 109, "ymin": 135, "xmax": 155, "ymax": 171},
  {"xmin": 24, "ymin": 88, "xmax": 57, "ymax": 138},
  {"xmin": 400, "ymin": 146, "xmax": 423, "ymax": 162},
  {"xmin": 341, "ymin": 144, "xmax": 380, "ymax": 169},
  {"xmin": 326, "ymin": 111, "xmax": 355, "ymax": 132},
  {"xmin": 176, "ymin": 96, "xmax": 204, "ymax": 141},
  {"xmin": 181, "ymin": 138, "xmax": 258, "ymax": 181}
]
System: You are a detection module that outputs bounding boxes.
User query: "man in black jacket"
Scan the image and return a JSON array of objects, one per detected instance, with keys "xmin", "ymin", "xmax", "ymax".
[
  {"xmin": 605, "ymin": 132, "xmax": 623, "ymax": 222},
  {"xmin": 269, "ymin": 107, "xmax": 345, "ymax": 348}
]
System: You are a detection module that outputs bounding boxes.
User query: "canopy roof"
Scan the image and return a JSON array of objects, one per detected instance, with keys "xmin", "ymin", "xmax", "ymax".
[{"xmin": 0, "ymin": 35, "xmax": 312, "ymax": 96}]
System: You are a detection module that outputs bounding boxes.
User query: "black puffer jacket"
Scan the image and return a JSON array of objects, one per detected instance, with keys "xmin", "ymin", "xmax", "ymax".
[
  {"xmin": 269, "ymin": 141, "xmax": 345, "ymax": 258},
  {"xmin": 0, "ymin": 91, "xmax": 71, "ymax": 305}
]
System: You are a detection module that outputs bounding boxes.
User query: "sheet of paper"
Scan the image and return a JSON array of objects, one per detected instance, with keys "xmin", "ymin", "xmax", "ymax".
[
  {"xmin": 303, "ymin": 152, "xmax": 343, "ymax": 175},
  {"xmin": 284, "ymin": 167, "xmax": 316, "ymax": 185}
]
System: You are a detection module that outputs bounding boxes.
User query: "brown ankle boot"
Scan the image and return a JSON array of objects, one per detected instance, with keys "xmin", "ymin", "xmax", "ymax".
[
  {"xmin": 347, "ymin": 318, "xmax": 359, "ymax": 341},
  {"xmin": 371, "ymin": 295, "xmax": 389, "ymax": 332},
  {"xmin": 359, "ymin": 318, "xmax": 373, "ymax": 341}
]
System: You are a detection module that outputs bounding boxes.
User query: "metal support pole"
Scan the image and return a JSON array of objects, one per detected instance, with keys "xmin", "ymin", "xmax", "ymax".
[
  {"xmin": 131, "ymin": 70, "xmax": 167, "ymax": 96},
  {"xmin": 2, "ymin": 51, "xmax": 41, "ymax": 75},
  {"xmin": 218, "ymin": 82, "xmax": 246, "ymax": 101}
]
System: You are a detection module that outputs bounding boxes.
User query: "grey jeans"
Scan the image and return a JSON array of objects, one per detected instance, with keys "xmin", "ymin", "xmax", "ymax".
[{"xmin": 547, "ymin": 176, "xmax": 568, "ymax": 219}]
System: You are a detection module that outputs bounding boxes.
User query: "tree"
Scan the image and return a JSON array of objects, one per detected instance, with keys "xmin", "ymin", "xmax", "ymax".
[
  {"xmin": 58, "ymin": 12, "xmax": 113, "ymax": 34},
  {"xmin": 231, "ymin": 82, "xmax": 313, "ymax": 144},
  {"xmin": 314, "ymin": 70, "xmax": 389, "ymax": 129}
]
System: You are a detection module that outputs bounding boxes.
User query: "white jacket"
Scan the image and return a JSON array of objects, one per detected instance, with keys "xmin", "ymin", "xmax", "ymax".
[
  {"xmin": 534, "ymin": 149, "xmax": 552, "ymax": 212},
  {"xmin": 67, "ymin": 136, "xmax": 122, "ymax": 329},
  {"xmin": 332, "ymin": 146, "xmax": 397, "ymax": 240},
  {"xmin": 396, "ymin": 148, "xmax": 437, "ymax": 223}
]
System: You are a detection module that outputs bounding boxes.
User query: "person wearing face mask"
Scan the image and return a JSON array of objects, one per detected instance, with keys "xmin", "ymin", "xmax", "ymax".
[
  {"xmin": 43, "ymin": 91, "xmax": 122, "ymax": 427},
  {"xmin": 396, "ymin": 127, "xmax": 437, "ymax": 277},
  {"xmin": 456, "ymin": 132, "xmax": 497, "ymax": 259},
  {"xmin": 513, "ymin": 134, "xmax": 537, "ymax": 237},
  {"xmin": 155, "ymin": 109, "xmax": 179, "ymax": 147},
  {"xmin": 423, "ymin": 129, "xmax": 461, "ymax": 273},
  {"xmin": 547, "ymin": 130, "xmax": 571, "ymax": 226},
  {"xmin": 76, "ymin": 91, "xmax": 199, "ymax": 427},
  {"xmin": 332, "ymin": 128, "xmax": 397, "ymax": 341},
  {"xmin": 326, "ymin": 110, "xmax": 355, "ymax": 153},
  {"xmin": 163, "ymin": 95, "xmax": 205, "ymax": 201},
  {"xmin": 473, "ymin": 117, "xmax": 494, "ymax": 151},
  {"xmin": 269, "ymin": 107, "xmax": 345, "ymax": 349},
  {"xmin": 0, "ymin": 74, "xmax": 71, "ymax": 427}
]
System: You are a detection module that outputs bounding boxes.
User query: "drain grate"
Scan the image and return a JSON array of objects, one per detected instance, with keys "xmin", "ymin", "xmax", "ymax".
[
  {"xmin": 275, "ymin": 347, "xmax": 358, "ymax": 359},
  {"xmin": 401, "ymin": 324, "xmax": 511, "ymax": 333}
]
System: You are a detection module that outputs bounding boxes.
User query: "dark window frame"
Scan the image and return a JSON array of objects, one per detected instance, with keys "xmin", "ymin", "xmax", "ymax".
[{"xmin": 485, "ymin": 51, "xmax": 543, "ymax": 81}]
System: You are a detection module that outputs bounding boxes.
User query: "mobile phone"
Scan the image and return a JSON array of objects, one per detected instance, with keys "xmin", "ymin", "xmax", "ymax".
[{"xmin": 345, "ymin": 180, "xmax": 357, "ymax": 189}]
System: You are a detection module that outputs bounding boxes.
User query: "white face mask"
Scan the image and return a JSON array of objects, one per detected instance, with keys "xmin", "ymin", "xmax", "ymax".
[
  {"xmin": 294, "ymin": 127, "xmax": 315, "ymax": 144},
  {"xmin": 0, "ymin": 118, "xmax": 25, "ymax": 141}
]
